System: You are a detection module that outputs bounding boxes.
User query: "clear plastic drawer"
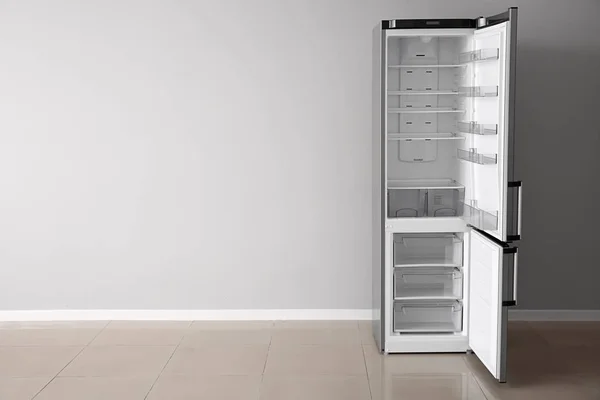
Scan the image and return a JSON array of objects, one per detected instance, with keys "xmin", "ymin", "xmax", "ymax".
[
  {"xmin": 394, "ymin": 233, "xmax": 463, "ymax": 267},
  {"xmin": 393, "ymin": 300, "xmax": 463, "ymax": 333},
  {"xmin": 394, "ymin": 267, "xmax": 463, "ymax": 299}
]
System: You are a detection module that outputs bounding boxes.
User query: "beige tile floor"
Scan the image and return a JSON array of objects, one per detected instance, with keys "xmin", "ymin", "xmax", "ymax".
[{"xmin": 0, "ymin": 320, "xmax": 598, "ymax": 399}]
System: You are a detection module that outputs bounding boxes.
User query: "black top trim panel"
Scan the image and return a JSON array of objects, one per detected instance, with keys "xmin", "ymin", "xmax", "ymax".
[{"xmin": 383, "ymin": 19, "xmax": 476, "ymax": 30}]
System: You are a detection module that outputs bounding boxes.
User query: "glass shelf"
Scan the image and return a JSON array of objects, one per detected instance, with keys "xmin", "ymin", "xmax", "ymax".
[
  {"xmin": 459, "ymin": 86, "xmax": 498, "ymax": 98},
  {"xmin": 457, "ymin": 148, "xmax": 497, "ymax": 165},
  {"xmin": 388, "ymin": 107, "xmax": 465, "ymax": 114},
  {"xmin": 459, "ymin": 48, "xmax": 499, "ymax": 64},
  {"xmin": 387, "ymin": 179, "xmax": 463, "ymax": 190},
  {"xmin": 456, "ymin": 122, "xmax": 497, "ymax": 135},
  {"xmin": 388, "ymin": 64, "xmax": 463, "ymax": 68},
  {"xmin": 462, "ymin": 201, "xmax": 498, "ymax": 231},
  {"xmin": 388, "ymin": 90, "xmax": 459, "ymax": 96},
  {"xmin": 388, "ymin": 133, "xmax": 465, "ymax": 141}
]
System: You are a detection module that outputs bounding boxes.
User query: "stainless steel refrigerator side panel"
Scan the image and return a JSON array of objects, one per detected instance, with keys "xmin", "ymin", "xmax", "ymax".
[
  {"xmin": 372, "ymin": 22, "xmax": 386, "ymax": 351},
  {"xmin": 502, "ymin": 8, "xmax": 521, "ymax": 242}
]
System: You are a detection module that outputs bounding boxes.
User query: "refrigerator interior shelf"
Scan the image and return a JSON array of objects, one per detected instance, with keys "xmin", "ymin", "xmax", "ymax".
[
  {"xmin": 456, "ymin": 122, "xmax": 498, "ymax": 135},
  {"xmin": 387, "ymin": 179, "xmax": 463, "ymax": 190},
  {"xmin": 459, "ymin": 48, "xmax": 499, "ymax": 64},
  {"xmin": 388, "ymin": 64, "xmax": 463, "ymax": 68},
  {"xmin": 388, "ymin": 107, "xmax": 465, "ymax": 114},
  {"xmin": 388, "ymin": 133, "xmax": 465, "ymax": 141},
  {"xmin": 462, "ymin": 201, "xmax": 499, "ymax": 231},
  {"xmin": 457, "ymin": 148, "xmax": 497, "ymax": 165},
  {"xmin": 388, "ymin": 90, "xmax": 460, "ymax": 96}
]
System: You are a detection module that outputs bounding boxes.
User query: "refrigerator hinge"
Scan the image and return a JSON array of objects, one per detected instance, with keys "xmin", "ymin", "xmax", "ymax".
[{"xmin": 476, "ymin": 17, "xmax": 487, "ymax": 28}]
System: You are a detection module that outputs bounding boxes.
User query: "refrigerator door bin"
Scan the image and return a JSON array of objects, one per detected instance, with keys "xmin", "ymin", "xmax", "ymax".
[
  {"xmin": 394, "ymin": 267, "xmax": 463, "ymax": 299},
  {"xmin": 459, "ymin": 48, "xmax": 499, "ymax": 63},
  {"xmin": 462, "ymin": 202, "xmax": 498, "ymax": 231},
  {"xmin": 459, "ymin": 86, "xmax": 498, "ymax": 98},
  {"xmin": 457, "ymin": 148, "xmax": 497, "ymax": 165},
  {"xmin": 394, "ymin": 233, "xmax": 463, "ymax": 267},
  {"xmin": 456, "ymin": 121, "xmax": 497, "ymax": 135},
  {"xmin": 393, "ymin": 300, "xmax": 463, "ymax": 333}
]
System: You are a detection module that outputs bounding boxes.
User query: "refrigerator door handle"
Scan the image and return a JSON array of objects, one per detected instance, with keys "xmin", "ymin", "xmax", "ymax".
[
  {"xmin": 507, "ymin": 181, "xmax": 522, "ymax": 241},
  {"xmin": 516, "ymin": 184, "xmax": 523, "ymax": 238},
  {"xmin": 502, "ymin": 247, "xmax": 518, "ymax": 307},
  {"xmin": 512, "ymin": 249, "xmax": 518, "ymax": 306}
]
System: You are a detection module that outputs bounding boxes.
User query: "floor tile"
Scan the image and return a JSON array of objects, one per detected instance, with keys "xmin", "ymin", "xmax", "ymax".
[
  {"xmin": 59, "ymin": 345, "xmax": 175, "ymax": 378},
  {"xmin": 162, "ymin": 345, "xmax": 269, "ymax": 376},
  {"xmin": 0, "ymin": 321, "xmax": 108, "ymax": 330},
  {"xmin": 105, "ymin": 321, "xmax": 191, "ymax": 329},
  {"xmin": 260, "ymin": 375, "xmax": 371, "ymax": 400},
  {"xmin": 358, "ymin": 321, "xmax": 376, "ymax": 346},
  {"xmin": 364, "ymin": 345, "xmax": 471, "ymax": 376},
  {"xmin": 264, "ymin": 344, "xmax": 366, "ymax": 375},
  {"xmin": 0, "ymin": 329, "xmax": 100, "ymax": 346},
  {"xmin": 550, "ymin": 344, "xmax": 600, "ymax": 377},
  {"xmin": 369, "ymin": 373, "xmax": 486, "ymax": 400},
  {"xmin": 473, "ymin": 374, "xmax": 600, "ymax": 400},
  {"xmin": 529, "ymin": 322, "xmax": 600, "ymax": 347},
  {"xmin": 147, "ymin": 375, "xmax": 261, "ymax": 400},
  {"xmin": 180, "ymin": 329, "xmax": 272, "ymax": 346},
  {"xmin": 273, "ymin": 320, "xmax": 358, "ymax": 330},
  {"xmin": 34, "ymin": 377, "xmax": 155, "ymax": 400},
  {"xmin": 190, "ymin": 321, "xmax": 274, "ymax": 330},
  {"xmin": 90, "ymin": 329, "xmax": 186, "ymax": 346},
  {"xmin": 270, "ymin": 328, "xmax": 360, "ymax": 346},
  {"xmin": 0, "ymin": 346, "xmax": 83, "ymax": 377},
  {"xmin": 0, "ymin": 377, "xmax": 52, "ymax": 400}
]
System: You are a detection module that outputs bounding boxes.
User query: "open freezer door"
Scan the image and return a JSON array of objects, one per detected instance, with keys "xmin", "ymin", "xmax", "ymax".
[
  {"xmin": 461, "ymin": 8, "xmax": 520, "ymax": 242},
  {"xmin": 468, "ymin": 229, "xmax": 517, "ymax": 382}
]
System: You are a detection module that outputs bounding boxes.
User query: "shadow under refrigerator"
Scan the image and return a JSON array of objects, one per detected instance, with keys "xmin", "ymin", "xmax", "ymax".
[{"xmin": 371, "ymin": 8, "xmax": 522, "ymax": 383}]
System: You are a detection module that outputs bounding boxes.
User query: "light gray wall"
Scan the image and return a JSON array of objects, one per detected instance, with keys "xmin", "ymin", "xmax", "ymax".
[{"xmin": 0, "ymin": 0, "xmax": 598, "ymax": 311}]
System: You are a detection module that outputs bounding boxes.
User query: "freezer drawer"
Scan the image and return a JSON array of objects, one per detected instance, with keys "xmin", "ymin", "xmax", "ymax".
[
  {"xmin": 393, "ymin": 300, "xmax": 463, "ymax": 333},
  {"xmin": 394, "ymin": 267, "xmax": 463, "ymax": 299},
  {"xmin": 394, "ymin": 233, "xmax": 463, "ymax": 267}
]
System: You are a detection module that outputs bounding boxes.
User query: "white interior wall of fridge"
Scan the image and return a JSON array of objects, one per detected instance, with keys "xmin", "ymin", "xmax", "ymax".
[{"xmin": 386, "ymin": 34, "xmax": 474, "ymax": 220}]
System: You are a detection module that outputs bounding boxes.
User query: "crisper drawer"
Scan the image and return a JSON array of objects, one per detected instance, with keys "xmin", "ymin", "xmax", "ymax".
[
  {"xmin": 387, "ymin": 186, "xmax": 465, "ymax": 218},
  {"xmin": 394, "ymin": 267, "xmax": 463, "ymax": 299},
  {"xmin": 394, "ymin": 233, "xmax": 463, "ymax": 267},
  {"xmin": 394, "ymin": 300, "xmax": 463, "ymax": 333}
]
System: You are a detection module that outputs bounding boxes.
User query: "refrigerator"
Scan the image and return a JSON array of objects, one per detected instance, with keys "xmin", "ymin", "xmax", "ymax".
[{"xmin": 371, "ymin": 8, "xmax": 521, "ymax": 383}]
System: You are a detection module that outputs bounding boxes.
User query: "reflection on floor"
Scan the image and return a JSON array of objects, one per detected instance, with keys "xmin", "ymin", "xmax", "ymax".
[{"xmin": 0, "ymin": 320, "xmax": 598, "ymax": 399}]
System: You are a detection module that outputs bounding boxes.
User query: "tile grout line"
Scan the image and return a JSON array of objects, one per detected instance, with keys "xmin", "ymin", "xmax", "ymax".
[
  {"xmin": 470, "ymin": 372, "xmax": 492, "ymax": 400},
  {"xmin": 361, "ymin": 344, "xmax": 375, "ymax": 400},
  {"xmin": 257, "ymin": 321, "xmax": 274, "ymax": 400},
  {"xmin": 142, "ymin": 320, "xmax": 192, "ymax": 400},
  {"xmin": 30, "ymin": 320, "xmax": 110, "ymax": 399}
]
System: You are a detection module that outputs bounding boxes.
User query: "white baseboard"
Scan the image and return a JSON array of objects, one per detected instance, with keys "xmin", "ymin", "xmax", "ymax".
[
  {"xmin": 0, "ymin": 309, "xmax": 373, "ymax": 322},
  {"xmin": 509, "ymin": 309, "xmax": 600, "ymax": 321}
]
